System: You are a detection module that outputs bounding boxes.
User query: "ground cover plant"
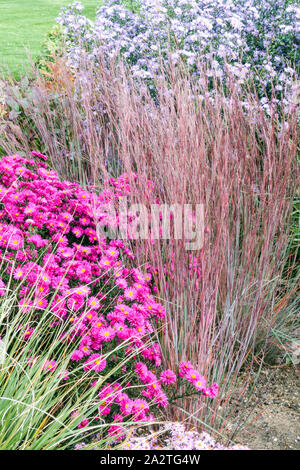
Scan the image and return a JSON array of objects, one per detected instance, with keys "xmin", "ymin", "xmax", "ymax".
[{"xmin": 0, "ymin": 0, "xmax": 299, "ymax": 451}]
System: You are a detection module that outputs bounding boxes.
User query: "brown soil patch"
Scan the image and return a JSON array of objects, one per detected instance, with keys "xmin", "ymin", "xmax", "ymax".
[{"xmin": 226, "ymin": 365, "xmax": 300, "ymax": 449}]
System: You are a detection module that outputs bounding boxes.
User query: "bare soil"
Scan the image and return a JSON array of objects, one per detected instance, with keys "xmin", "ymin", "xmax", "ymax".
[{"xmin": 226, "ymin": 365, "xmax": 300, "ymax": 450}]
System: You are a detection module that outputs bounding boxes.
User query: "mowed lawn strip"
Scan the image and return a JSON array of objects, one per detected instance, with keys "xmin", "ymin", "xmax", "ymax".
[{"xmin": 0, "ymin": 0, "xmax": 99, "ymax": 76}]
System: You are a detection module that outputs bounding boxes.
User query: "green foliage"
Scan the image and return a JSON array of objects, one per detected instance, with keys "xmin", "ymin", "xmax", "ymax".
[{"xmin": 0, "ymin": 283, "xmax": 147, "ymax": 450}]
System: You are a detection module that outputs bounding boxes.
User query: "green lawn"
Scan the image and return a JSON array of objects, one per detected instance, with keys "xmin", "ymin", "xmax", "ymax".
[{"xmin": 0, "ymin": 1, "xmax": 99, "ymax": 76}]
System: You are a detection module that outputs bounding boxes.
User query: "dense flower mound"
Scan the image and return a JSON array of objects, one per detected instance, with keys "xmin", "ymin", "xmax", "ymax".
[
  {"xmin": 122, "ymin": 422, "xmax": 249, "ymax": 450},
  {"xmin": 0, "ymin": 153, "xmax": 218, "ymax": 435},
  {"xmin": 57, "ymin": 0, "xmax": 299, "ymax": 105},
  {"xmin": 74, "ymin": 422, "xmax": 249, "ymax": 450}
]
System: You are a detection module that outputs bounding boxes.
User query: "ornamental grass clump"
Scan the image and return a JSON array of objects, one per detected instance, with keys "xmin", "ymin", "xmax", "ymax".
[
  {"xmin": 120, "ymin": 422, "xmax": 249, "ymax": 450},
  {"xmin": 103, "ymin": 62, "xmax": 299, "ymax": 431},
  {"xmin": 75, "ymin": 422, "xmax": 249, "ymax": 450},
  {"xmin": 0, "ymin": 152, "xmax": 218, "ymax": 446}
]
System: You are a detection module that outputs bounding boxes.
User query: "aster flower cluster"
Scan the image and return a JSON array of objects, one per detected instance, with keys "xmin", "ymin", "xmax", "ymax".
[
  {"xmin": 57, "ymin": 0, "xmax": 299, "ymax": 106},
  {"xmin": 0, "ymin": 153, "xmax": 218, "ymax": 437}
]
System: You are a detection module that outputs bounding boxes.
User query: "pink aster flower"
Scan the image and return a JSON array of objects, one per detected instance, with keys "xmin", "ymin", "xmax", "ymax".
[
  {"xmin": 106, "ymin": 247, "xmax": 119, "ymax": 259},
  {"xmin": 53, "ymin": 234, "xmax": 68, "ymax": 246},
  {"xmin": 79, "ymin": 216, "xmax": 90, "ymax": 226},
  {"xmin": 35, "ymin": 298, "xmax": 48, "ymax": 310},
  {"xmin": 113, "ymin": 268, "xmax": 124, "ymax": 278},
  {"xmin": 70, "ymin": 349, "xmax": 84, "ymax": 361},
  {"xmin": 131, "ymin": 269, "xmax": 145, "ymax": 283},
  {"xmin": 98, "ymin": 326, "xmax": 115, "ymax": 342},
  {"xmin": 134, "ymin": 282, "xmax": 148, "ymax": 294},
  {"xmin": 58, "ymin": 370, "xmax": 70, "ymax": 381},
  {"xmin": 90, "ymin": 380, "xmax": 99, "ymax": 388},
  {"xmin": 70, "ymin": 410, "xmax": 80, "ymax": 420},
  {"xmin": 185, "ymin": 369, "xmax": 201, "ymax": 384},
  {"xmin": 35, "ymin": 284, "xmax": 50, "ymax": 297},
  {"xmin": 99, "ymin": 257, "xmax": 113, "ymax": 269},
  {"xmin": 193, "ymin": 375, "xmax": 207, "ymax": 391},
  {"xmin": 144, "ymin": 272, "xmax": 152, "ymax": 283},
  {"xmin": 74, "ymin": 285, "xmax": 90, "ymax": 297},
  {"xmin": 132, "ymin": 399, "xmax": 149, "ymax": 415},
  {"xmin": 23, "ymin": 328, "xmax": 34, "ymax": 340},
  {"xmin": 27, "ymin": 234, "xmax": 47, "ymax": 248},
  {"xmin": 135, "ymin": 361, "xmax": 149, "ymax": 380},
  {"xmin": 108, "ymin": 425, "xmax": 126, "ymax": 441},
  {"xmin": 8, "ymin": 234, "xmax": 24, "ymax": 250},
  {"xmin": 114, "ymin": 322, "xmax": 129, "ymax": 340},
  {"xmin": 78, "ymin": 418, "xmax": 89, "ymax": 429},
  {"xmin": 77, "ymin": 266, "xmax": 92, "ymax": 283},
  {"xmin": 67, "ymin": 294, "xmax": 84, "ymax": 311},
  {"xmin": 178, "ymin": 360, "xmax": 194, "ymax": 377},
  {"xmin": 79, "ymin": 343, "xmax": 91, "ymax": 357},
  {"xmin": 98, "ymin": 385, "xmax": 113, "ymax": 400},
  {"xmin": 87, "ymin": 296, "xmax": 100, "ymax": 310},
  {"xmin": 84, "ymin": 310, "xmax": 98, "ymax": 323},
  {"xmin": 112, "ymin": 413, "xmax": 124, "ymax": 422},
  {"xmin": 13, "ymin": 267, "xmax": 25, "ymax": 280},
  {"xmin": 120, "ymin": 397, "xmax": 133, "ymax": 416},
  {"xmin": 19, "ymin": 298, "xmax": 33, "ymax": 313},
  {"xmin": 124, "ymin": 287, "xmax": 137, "ymax": 301},
  {"xmin": 40, "ymin": 272, "xmax": 51, "ymax": 285},
  {"xmin": 154, "ymin": 390, "xmax": 169, "ymax": 408},
  {"xmin": 59, "ymin": 247, "xmax": 74, "ymax": 259},
  {"xmin": 99, "ymin": 402, "xmax": 111, "ymax": 416},
  {"xmin": 203, "ymin": 382, "xmax": 219, "ymax": 398},
  {"xmin": 115, "ymin": 278, "xmax": 128, "ymax": 289},
  {"xmin": 0, "ymin": 279, "xmax": 6, "ymax": 296},
  {"xmin": 72, "ymin": 226, "xmax": 83, "ymax": 238}
]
